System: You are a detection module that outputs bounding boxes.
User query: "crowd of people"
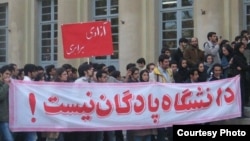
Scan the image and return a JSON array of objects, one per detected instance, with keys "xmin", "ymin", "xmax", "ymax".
[{"xmin": 0, "ymin": 30, "xmax": 250, "ymax": 141}]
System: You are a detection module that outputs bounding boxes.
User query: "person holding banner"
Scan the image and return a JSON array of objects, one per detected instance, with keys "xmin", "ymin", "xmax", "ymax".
[
  {"xmin": 149, "ymin": 54, "xmax": 174, "ymax": 141},
  {"xmin": 0, "ymin": 65, "xmax": 14, "ymax": 141}
]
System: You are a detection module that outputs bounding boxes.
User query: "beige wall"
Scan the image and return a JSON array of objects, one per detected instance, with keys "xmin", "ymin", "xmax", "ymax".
[{"xmin": 0, "ymin": 0, "xmax": 246, "ymax": 72}]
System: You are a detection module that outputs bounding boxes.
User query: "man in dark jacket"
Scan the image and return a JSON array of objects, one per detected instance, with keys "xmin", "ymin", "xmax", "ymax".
[{"xmin": 0, "ymin": 65, "xmax": 14, "ymax": 141}]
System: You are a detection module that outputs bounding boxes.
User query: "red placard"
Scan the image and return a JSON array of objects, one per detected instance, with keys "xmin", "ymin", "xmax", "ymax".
[{"xmin": 61, "ymin": 21, "xmax": 113, "ymax": 59}]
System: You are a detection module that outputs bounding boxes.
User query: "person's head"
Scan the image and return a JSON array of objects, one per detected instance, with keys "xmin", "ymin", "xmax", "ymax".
[
  {"xmin": 158, "ymin": 54, "xmax": 170, "ymax": 69},
  {"xmin": 161, "ymin": 47, "xmax": 171, "ymax": 57},
  {"xmin": 62, "ymin": 64, "xmax": 73, "ymax": 78},
  {"xmin": 222, "ymin": 44, "xmax": 233, "ymax": 56},
  {"xmin": 136, "ymin": 58, "xmax": 146, "ymax": 69},
  {"xmin": 71, "ymin": 67, "xmax": 78, "ymax": 80},
  {"xmin": 197, "ymin": 62, "xmax": 205, "ymax": 73},
  {"xmin": 205, "ymin": 54, "xmax": 214, "ymax": 64},
  {"xmin": 107, "ymin": 65, "xmax": 116, "ymax": 74},
  {"xmin": 240, "ymin": 35, "xmax": 248, "ymax": 47},
  {"xmin": 54, "ymin": 67, "xmax": 68, "ymax": 82},
  {"xmin": 126, "ymin": 63, "xmax": 136, "ymax": 71},
  {"xmin": 212, "ymin": 63, "xmax": 223, "ymax": 78},
  {"xmin": 240, "ymin": 30, "xmax": 249, "ymax": 37},
  {"xmin": 0, "ymin": 65, "xmax": 11, "ymax": 82},
  {"xmin": 179, "ymin": 37, "xmax": 188, "ymax": 49},
  {"xmin": 9, "ymin": 63, "xmax": 18, "ymax": 78},
  {"xmin": 34, "ymin": 73, "xmax": 45, "ymax": 81},
  {"xmin": 96, "ymin": 70, "xmax": 108, "ymax": 83},
  {"xmin": 17, "ymin": 68, "xmax": 24, "ymax": 80},
  {"xmin": 36, "ymin": 66, "xmax": 44, "ymax": 74},
  {"xmin": 179, "ymin": 58, "xmax": 188, "ymax": 69},
  {"xmin": 190, "ymin": 37, "xmax": 199, "ymax": 48},
  {"xmin": 234, "ymin": 42, "xmax": 245, "ymax": 54},
  {"xmin": 170, "ymin": 60, "xmax": 178, "ymax": 73},
  {"xmin": 45, "ymin": 65, "xmax": 56, "ymax": 76},
  {"xmin": 146, "ymin": 63, "xmax": 155, "ymax": 73},
  {"xmin": 129, "ymin": 67, "xmax": 140, "ymax": 81},
  {"xmin": 235, "ymin": 35, "xmax": 241, "ymax": 43},
  {"xmin": 207, "ymin": 32, "xmax": 217, "ymax": 43},
  {"xmin": 78, "ymin": 62, "xmax": 94, "ymax": 78},
  {"xmin": 189, "ymin": 68, "xmax": 199, "ymax": 82},
  {"xmin": 110, "ymin": 70, "xmax": 121, "ymax": 81},
  {"xmin": 139, "ymin": 69, "xmax": 149, "ymax": 82},
  {"xmin": 96, "ymin": 63, "xmax": 108, "ymax": 72},
  {"xmin": 24, "ymin": 64, "xmax": 37, "ymax": 79}
]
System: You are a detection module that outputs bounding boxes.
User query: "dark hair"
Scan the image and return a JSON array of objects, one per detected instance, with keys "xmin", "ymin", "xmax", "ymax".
[
  {"xmin": 78, "ymin": 62, "xmax": 92, "ymax": 77},
  {"xmin": 158, "ymin": 54, "xmax": 169, "ymax": 63},
  {"xmin": 126, "ymin": 63, "xmax": 136, "ymax": 71},
  {"xmin": 96, "ymin": 70, "xmax": 107, "ymax": 80},
  {"xmin": 45, "ymin": 65, "xmax": 55, "ymax": 75},
  {"xmin": 54, "ymin": 67, "xmax": 67, "ymax": 82},
  {"xmin": 204, "ymin": 54, "xmax": 214, "ymax": 63},
  {"xmin": 179, "ymin": 37, "xmax": 188, "ymax": 44},
  {"xmin": 107, "ymin": 65, "xmax": 116, "ymax": 74},
  {"xmin": 146, "ymin": 63, "xmax": 155, "ymax": 71},
  {"xmin": 34, "ymin": 73, "xmax": 45, "ymax": 81},
  {"xmin": 136, "ymin": 58, "xmax": 146, "ymax": 65},
  {"xmin": 36, "ymin": 66, "xmax": 44, "ymax": 71},
  {"xmin": 240, "ymin": 30, "xmax": 249, "ymax": 37},
  {"xmin": 0, "ymin": 65, "xmax": 11, "ymax": 74},
  {"xmin": 212, "ymin": 63, "xmax": 223, "ymax": 74},
  {"xmin": 234, "ymin": 42, "xmax": 244, "ymax": 55},
  {"xmin": 207, "ymin": 32, "xmax": 216, "ymax": 40},
  {"xmin": 161, "ymin": 47, "xmax": 171, "ymax": 54},
  {"xmin": 110, "ymin": 70, "xmax": 121, "ymax": 79},
  {"xmin": 62, "ymin": 64, "xmax": 72, "ymax": 70},
  {"xmin": 130, "ymin": 67, "xmax": 139, "ymax": 75},
  {"xmin": 139, "ymin": 69, "xmax": 149, "ymax": 82},
  {"xmin": 9, "ymin": 63, "xmax": 17, "ymax": 72},
  {"xmin": 189, "ymin": 68, "xmax": 198, "ymax": 76},
  {"xmin": 24, "ymin": 64, "xmax": 37, "ymax": 76}
]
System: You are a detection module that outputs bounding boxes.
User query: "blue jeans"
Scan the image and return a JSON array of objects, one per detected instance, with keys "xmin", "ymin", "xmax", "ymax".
[
  {"xmin": 24, "ymin": 132, "xmax": 37, "ymax": 141},
  {"xmin": 0, "ymin": 122, "xmax": 14, "ymax": 141},
  {"xmin": 134, "ymin": 135, "xmax": 151, "ymax": 141}
]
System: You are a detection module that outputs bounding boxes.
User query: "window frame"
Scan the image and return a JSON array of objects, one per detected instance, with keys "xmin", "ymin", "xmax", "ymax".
[{"xmin": 0, "ymin": 3, "xmax": 8, "ymax": 65}]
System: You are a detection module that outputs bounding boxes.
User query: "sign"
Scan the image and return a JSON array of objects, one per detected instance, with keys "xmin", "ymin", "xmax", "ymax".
[
  {"xmin": 9, "ymin": 75, "xmax": 241, "ymax": 132},
  {"xmin": 61, "ymin": 21, "xmax": 113, "ymax": 59}
]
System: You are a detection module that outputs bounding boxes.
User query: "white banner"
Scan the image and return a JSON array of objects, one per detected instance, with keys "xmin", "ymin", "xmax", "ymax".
[{"xmin": 9, "ymin": 75, "xmax": 241, "ymax": 132}]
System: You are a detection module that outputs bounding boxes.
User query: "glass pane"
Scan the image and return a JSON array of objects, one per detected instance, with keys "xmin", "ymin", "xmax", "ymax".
[
  {"xmin": 54, "ymin": 24, "xmax": 58, "ymax": 30},
  {"xmin": 162, "ymin": 40, "xmax": 177, "ymax": 49},
  {"xmin": 42, "ymin": 32, "xmax": 51, "ymax": 39},
  {"xmin": 0, "ymin": 42, "xmax": 6, "ymax": 48},
  {"xmin": 0, "ymin": 29, "xmax": 5, "ymax": 35},
  {"xmin": 111, "ymin": 0, "xmax": 118, "ymax": 6},
  {"xmin": 96, "ymin": 19, "xmax": 106, "ymax": 22},
  {"xmin": 95, "ymin": 0, "xmax": 107, "ymax": 7},
  {"xmin": 42, "ymin": 39, "xmax": 51, "ymax": 46},
  {"xmin": 113, "ymin": 43, "xmax": 118, "ymax": 51},
  {"xmin": 54, "ymin": 0, "xmax": 58, "ymax": 5},
  {"xmin": 54, "ymin": 47, "xmax": 57, "ymax": 53},
  {"xmin": 162, "ymin": 31, "xmax": 177, "ymax": 39},
  {"xmin": 54, "ymin": 54, "xmax": 57, "ymax": 61},
  {"xmin": 54, "ymin": 13, "xmax": 57, "ymax": 20},
  {"xmin": 163, "ymin": 21, "xmax": 177, "ymax": 30},
  {"xmin": 182, "ymin": 0, "xmax": 193, "ymax": 7},
  {"xmin": 0, "ymin": 35, "xmax": 6, "ymax": 42},
  {"xmin": 54, "ymin": 6, "xmax": 58, "ymax": 13},
  {"xmin": 247, "ymin": 26, "xmax": 250, "ymax": 31},
  {"xmin": 42, "ymin": 14, "xmax": 51, "ymax": 21},
  {"xmin": 42, "ymin": 0, "xmax": 51, "ymax": 7},
  {"xmin": 162, "ymin": 12, "xmax": 176, "ymax": 21},
  {"xmin": 54, "ymin": 39, "xmax": 57, "ymax": 45},
  {"xmin": 247, "ymin": 5, "xmax": 250, "ymax": 14},
  {"xmin": 42, "ymin": 54, "xmax": 51, "ymax": 61},
  {"xmin": 0, "ymin": 49, "xmax": 5, "ymax": 55},
  {"xmin": 111, "ymin": 18, "xmax": 118, "ymax": 25},
  {"xmin": 111, "ymin": 6, "xmax": 118, "ymax": 14},
  {"xmin": 162, "ymin": 0, "xmax": 177, "ymax": 9},
  {"xmin": 42, "ymin": 47, "xmax": 51, "ymax": 53},
  {"xmin": 182, "ymin": 29, "xmax": 193, "ymax": 38},
  {"xmin": 182, "ymin": 10, "xmax": 193, "ymax": 19},
  {"xmin": 95, "ymin": 8, "xmax": 107, "ymax": 16},
  {"xmin": 112, "ymin": 35, "xmax": 118, "ymax": 42},
  {"xmin": 111, "ymin": 26, "xmax": 118, "ymax": 33},
  {"xmin": 0, "ymin": 5, "xmax": 6, "ymax": 13},
  {"xmin": 111, "ymin": 51, "xmax": 118, "ymax": 59},
  {"xmin": 0, "ymin": 13, "xmax": 6, "ymax": 19},
  {"xmin": 95, "ymin": 56, "xmax": 107, "ymax": 59},
  {"xmin": 182, "ymin": 20, "xmax": 193, "ymax": 28},
  {"xmin": 247, "ymin": 15, "xmax": 250, "ymax": 25},
  {"xmin": 42, "ymin": 7, "xmax": 51, "ymax": 14},
  {"xmin": 0, "ymin": 20, "xmax": 5, "ymax": 26},
  {"xmin": 42, "ymin": 25, "xmax": 51, "ymax": 31},
  {"xmin": 0, "ymin": 56, "xmax": 6, "ymax": 62}
]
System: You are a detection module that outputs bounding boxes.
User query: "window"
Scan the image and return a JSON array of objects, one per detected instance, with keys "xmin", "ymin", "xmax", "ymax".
[
  {"xmin": 92, "ymin": 0, "xmax": 119, "ymax": 68},
  {"xmin": 244, "ymin": 0, "xmax": 250, "ymax": 31},
  {"xmin": 0, "ymin": 3, "xmax": 8, "ymax": 64},
  {"xmin": 160, "ymin": 0, "xmax": 193, "ymax": 50},
  {"xmin": 38, "ymin": 0, "xmax": 58, "ymax": 66}
]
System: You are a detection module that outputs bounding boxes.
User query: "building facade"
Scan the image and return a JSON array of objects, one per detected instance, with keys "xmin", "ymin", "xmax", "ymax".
[{"xmin": 0, "ymin": 0, "xmax": 248, "ymax": 75}]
